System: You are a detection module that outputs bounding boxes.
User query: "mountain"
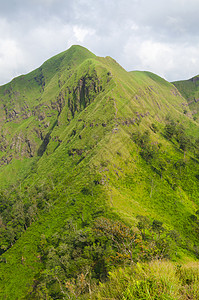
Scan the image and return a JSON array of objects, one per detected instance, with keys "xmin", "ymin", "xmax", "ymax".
[
  {"xmin": 0, "ymin": 45, "xmax": 199, "ymax": 299},
  {"xmin": 173, "ymin": 75, "xmax": 199, "ymax": 121}
]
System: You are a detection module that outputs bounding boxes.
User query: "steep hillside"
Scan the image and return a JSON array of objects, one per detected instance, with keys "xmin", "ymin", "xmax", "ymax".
[
  {"xmin": 0, "ymin": 46, "xmax": 199, "ymax": 299},
  {"xmin": 173, "ymin": 75, "xmax": 199, "ymax": 121},
  {"xmin": 0, "ymin": 45, "xmax": 97, "ymax": 186}
]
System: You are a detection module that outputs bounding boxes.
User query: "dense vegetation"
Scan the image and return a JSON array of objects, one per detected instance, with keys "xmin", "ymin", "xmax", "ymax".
[
  {"xmin": 90, "ymin": 261, "xmax": 199, "ymax": 300},
  {"xmin": 0, "ymin": 45, "xmax": 199, "ymax": 299}
]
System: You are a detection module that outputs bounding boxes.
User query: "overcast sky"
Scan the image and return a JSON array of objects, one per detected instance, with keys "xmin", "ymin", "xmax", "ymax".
[{"xmin": 0, "ymin": 0, "xmax": 199, "ymax": 85}]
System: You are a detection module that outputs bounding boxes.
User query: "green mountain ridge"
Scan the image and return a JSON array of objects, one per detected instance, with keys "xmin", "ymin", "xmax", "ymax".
[
  {"xmin": 0, "ymin": 45, "xmax": 199, "ymax": 299},
  {"xmin": 173, "ymin": 75, "xmax": 199, "ymax": 122}
]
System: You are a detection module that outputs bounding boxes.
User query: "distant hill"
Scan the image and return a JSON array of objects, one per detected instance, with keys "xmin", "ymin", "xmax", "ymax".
[
  {"xmin": 0, "ymin": 45, "xmax": 199, "ymax": 299},
  {"xmin": 173, "ymin": 75, "xmax": 199, "ymax": 121}
]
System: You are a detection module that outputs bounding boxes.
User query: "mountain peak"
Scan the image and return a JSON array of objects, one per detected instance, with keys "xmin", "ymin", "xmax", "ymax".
[
  {"xmin": 0, "ymin": 45, "xmax": 199, "ymax": 299},
  {"xmin": 68, "ymin": 44, "xmax": 93, "ymax": 52},
  {"xmin": 63, "ymin": 44, "xmax": 96, "ymax": 61}
]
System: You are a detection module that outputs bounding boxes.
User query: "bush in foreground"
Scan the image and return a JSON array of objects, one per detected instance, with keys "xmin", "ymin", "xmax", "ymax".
[{"xmin": 89, "ymin": 260, "xmax": 199, "ymax": 300}]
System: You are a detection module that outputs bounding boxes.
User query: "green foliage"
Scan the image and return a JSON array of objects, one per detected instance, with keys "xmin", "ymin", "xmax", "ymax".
[
  {"xmin": 91, "ymin": 261, "xmax": 199, "ymax": 300},
  {"xmin": 131, "ymin": 129, "xmax": 158, "ymax": 162},
  {"xmin": 173, "ymin": 76, "xmax": 199, "ymax": 119},
  {"xmin": 164, "ymin": 117, "xmax": 193, "ymax": 155},
  {"xmin": 164, "ymin": 120, "xmax": 176, "ymax": 140},
  {"xmin": 131, "ymin": 130, "xmax": 150, "ymax": 147},
  {"xmin": 0, "ymin": 45, "xmax": 199, "ymax": 299},
  {"xmin": 27, "ymin": 217, "xmax": 178, "ymax": 299}
]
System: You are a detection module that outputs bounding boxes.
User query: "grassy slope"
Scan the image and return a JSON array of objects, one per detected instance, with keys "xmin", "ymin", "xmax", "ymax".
[
  {"xmin": 91, "ymin": 67, "xmax": 199, "ymax": 244},
  {"xmin": 90, "ymin": 260, "xmax": 199, "ymax": 300},
  {"xmin": 173, "ymin": 75, "xmax": 199, "ymax": 120},
  {"xmin": 0, "ymin": 46, "xmax": 199, "ymax": 298},
  {"xmin": 0, "ymin": 45, "xmax": 96, "ymax": 187},
  {"xmin": 0, "ymin": 47, "xmax": 117, "ymax": 299}
]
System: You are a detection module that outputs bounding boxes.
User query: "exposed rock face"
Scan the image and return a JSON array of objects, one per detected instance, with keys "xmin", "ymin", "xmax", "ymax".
[
  {"xmin": 67, "ymin": 74, "xmax": 103, "ymax": 117},
  {"xmin": 10, "ymin": 133, "xmax": 35, "ymax": 157},
  {"xmin": 0, "ymin": 64, "xmax": 109, "ymax": 165}
]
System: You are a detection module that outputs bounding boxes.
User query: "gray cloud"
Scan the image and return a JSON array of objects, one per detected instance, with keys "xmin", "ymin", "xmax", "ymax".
[{"xmin": 0, "ymin": 0, "xmax": 199, "ymax": 84}]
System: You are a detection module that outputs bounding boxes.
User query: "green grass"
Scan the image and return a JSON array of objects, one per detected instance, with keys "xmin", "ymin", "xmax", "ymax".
[
  {"xmin": 89, "ymin": 260, "xmax": 199, "ymax": 300},
  {"xmin": 0, "ymin": 45, "xmax": 199, "ymax": 299},
  {"xmin": 173, "ymin": 75, "xmax": 199, "ymax": 121}
]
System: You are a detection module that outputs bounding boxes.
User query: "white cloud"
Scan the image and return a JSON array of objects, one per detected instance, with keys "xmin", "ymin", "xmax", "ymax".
[
  {"xmin": 0, "ymin": 39, "xmax": 25, "ymax": 84},
  {"xmin": 73, "ymin": 26, "xmax": 95, "ymax": 43},
  {"xmin": 33, "ymin": 0, "xmax": 57, "ymax": 4},
  {"xmin": 1, "ymin": 0, "xmax": 199, "ymax": 84},
  {"xmin": 138, "ymin": 40, "xmax": 174, "ymax": 76},
  {"xmin": 122, "ymin": 37, "xmax": 199, "ymax": 81}
]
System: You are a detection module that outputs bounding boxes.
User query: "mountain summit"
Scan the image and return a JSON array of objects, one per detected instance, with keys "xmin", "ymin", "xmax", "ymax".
[{"xmin": 0, "ymin": 46, "xmax": 199, "ymax": 299}]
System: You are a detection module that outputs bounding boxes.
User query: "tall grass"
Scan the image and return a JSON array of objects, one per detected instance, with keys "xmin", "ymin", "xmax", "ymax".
[{"xmin": 89, "ymin": 260, "xmax": 199, "ymax": 300}]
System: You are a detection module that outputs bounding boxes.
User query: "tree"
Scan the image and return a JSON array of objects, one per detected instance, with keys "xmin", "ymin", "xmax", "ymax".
[
  {"xmin": 164, "ymin": 120, "xmax": 176, "ymax": 140},
  {"xmin": 175, "ymin": 125, "xmax": 191, "ymax": 157}
]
